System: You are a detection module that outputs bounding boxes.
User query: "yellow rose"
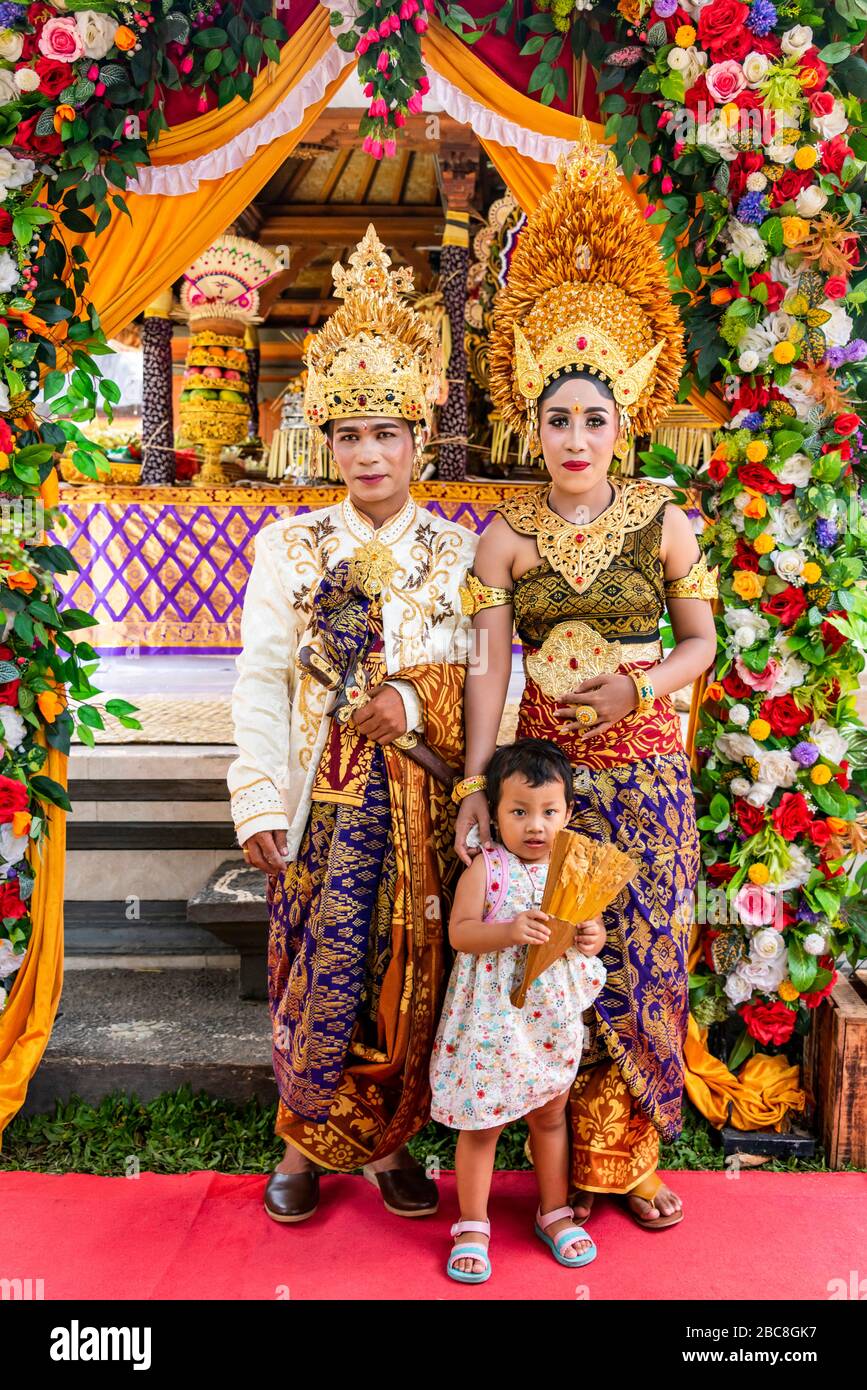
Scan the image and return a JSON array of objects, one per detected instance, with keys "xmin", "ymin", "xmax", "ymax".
[
  {"xmin": 745, "ymin": 440, "xmax": 768, "ymax": 462},
  {"xmin": 826, "ymin": 816, "xmax": 848, "ymax": 833},
  {"xmin": 11, "ymin": 810, "xmax": 31, "ymax": 837},
  {"xmin": 744, "ymin": 496, "xmax": 767, "ymax": 519},
  {"xmin": 802, "ymin": 562, "xmax": 821, "ymax": 583},
  {"xmin": 749, "ymin": 718, "xmax": 771, "ymax": 741},
  {"xmin": 781, "ymin": 216, "xmax": 809, "ymax": 247},
  {"xmin": 733, "ymin": 570, "xmax": 764, "ymax": 600},
  {"xmin": 811, "ymin": 764, "xmax": 832, "ymax": 785},
  {"xmin": 0, "ymin": 452, "xmax": 9, "ymax": 472},
  {"xmin": 748, "ymin": 863, "xmax": 770, "ymax": 885},
  {"xmin": 675, "ymin": 24, "xmax": 696, "ymax": 46},
  {"xmin": 772, "ymin": 341, "xmax": 796, "ymax": 364},
  {"xmin": 754, "ymin": 533, "xmax": 775, "ymax": 555},
  {"xmin": 778, "ymin": 980, "xmax": 800, "ymax": 1001},
  {"xmin": 794, "ymin": 145, "xmax": 817, "ymax": 169}
]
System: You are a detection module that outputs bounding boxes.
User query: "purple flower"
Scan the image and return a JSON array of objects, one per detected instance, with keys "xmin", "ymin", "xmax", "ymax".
[
  {"xmin": 741, "ymin": 411, "xmax": 764, "ymax": 431},
  {"xmin": 815, "ymin": 517, "xmax": 839, "ymax": 549},
  {"xmin": 746, "ymin": 0, "xmax": 777, "ymax": 35},
  {"xmin": 825, "ymin": 347, "xmax": 846, "ymax": 369},
  {"xmin": 844, "ymin": 338, "xmax": 867, "ymax": 362},
  {"xmin": 0, "ymin": 2, "xmax": 24, "ymax": 26},
  {"xmin": 736, "ymin": 192, "xmax": 769, "ymax": 225},
  {"xmin": 653, "ymin": 0, "xmax": 678, "ymax": 15},
  {"xmin": 792, "ymin": 741, "xmax": 819, "ymax": 767},
  {"xmin": 796, "ymin": 904, "xmax": 821, "ymax": 924}
]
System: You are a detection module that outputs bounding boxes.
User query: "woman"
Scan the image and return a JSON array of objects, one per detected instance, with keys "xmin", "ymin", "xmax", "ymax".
[{"xmin": 454, "ymin": 127, "xmax": 718, "ymax": 1228}]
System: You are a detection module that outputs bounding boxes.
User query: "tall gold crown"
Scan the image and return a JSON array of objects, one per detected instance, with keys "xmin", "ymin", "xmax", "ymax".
[
  {"xmin": 488, "ymin": 120, "xmax": 684, "ymax": 440},
  {"xmin": 303, "ymin": 225, "xmax": 439, "ymax": 432}
]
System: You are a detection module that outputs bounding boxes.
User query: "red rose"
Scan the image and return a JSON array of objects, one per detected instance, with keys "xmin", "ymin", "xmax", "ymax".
[
  {"xmin": 708, "ymin": 456, "xmax": 730, "ymax": 482},
  {"xmin": 801, "ymin": 957, "xmax": 838, "ymax": 1009},
  {"xmin": 821, "ymin": 612, "xmax": 846, "ymax": 653},
  {"xmin": 760, "ymin": 587, "xmax": 808, "ymax": 627},
  {"xmin": 748, "ymin": 34, "xmax": 781, "ymax": 59},
  {"xmin": 821, "ymin": 136, "xmax": 854, "ymax": 177},
  {"xmin": 0, "ymin": 774, "xmax": 28, "ymax": 823},
  {"xmin": 808, "ymin": 820, "xmax": 832, "ymax": 846},
  {"xmin": 697, "ymin": 0, "xmax": 750, "ymax": 51},
  {"xmin": 824, "ymin": 276, "xmax": 848, "ymax": 299},
  {"xmin": 833, "ymin": 412, "xmax": 859, "ymax": 436},
  {"xmin": 759, "ymin": 693, "xmax": 812, "ymax": 737},
  {"xmin": 735, "ymin": 800, "xmax": 765, "ymax": 836},
  {"xmin": 711, "ymin": 29, "xmax": 753, "ymax": 62},
  {"xmin": 733, "ymin": 539, "xmax": 759, "ymax": 572},
  {"xmin": 34, "ymin": 56, "xmax": 77, "ymax": 99},
  {"xmin": 722, "ymin": 670, "xmax": 752, "ymax": 700},
  {"xmin": 739, "ymin": 999, "xmax": 796, "ymax": 1045},
  {"xmin": 0, "ymin": 644, "xmax": 20, "ymax": 708},
  {"xmin": 835, "ymin": 760, "xmax": 850, "ymax": 791},
  {"xmin": 749, "ymin": 272, "xmax": 785, "ymax": 311},
  {"xmin": 733, "ymin": 87, "xmax": 764, "ymax": 111},
  {"xmin": 707, "ymin": 861, "xmax": 738, "ymax": 883},
  {"xmin": 0, "ymin": 419, "xmax": 12, "ymax": 453},
  {"xmin": 728, "ymin": 150, "xmax": 764, "ymax": 203},
  {"xmin": 703, "ymin": 928, "xmax": 721, "ymax": 971},
  {"xmin": 808, "ymin": 90, "xmax": 835, "ymax": 118},
  {"xmin": 737, "ymin": 462, "xmax": 794, "ymax": 498},
  {"xmin": 798, "ymin": 48, "xmax": 829, "ymax": 91},
  {"xmin": 684, "ymin": 74, "xmax": 711, "ymax": 116},
  {"xmin": 770, "ymin": 169, "xmax": 814, "ymax": 210},
  {"xmin": 14, "ymin": 115, "xmax": 63, "ymax": 158},
  {"xmin": 771, "ymin": 791, "xmax": 813, "ymax": 842},
  {"xmin": 0, "ymin": 879, "xmax": 26, "ymax": 921},
  {"xmin": 0, "ymin": 210, "xmax": 12, "ymax": 247}
]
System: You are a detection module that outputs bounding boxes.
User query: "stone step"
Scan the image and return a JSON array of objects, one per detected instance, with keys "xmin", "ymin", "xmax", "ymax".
[
  {"xmin": 64, "ymin": 900, "xmax": 237, "ymax": 967},
  {"xmin": 21, "ymin": 968, "xmax": 275, "ymax": 1114}
]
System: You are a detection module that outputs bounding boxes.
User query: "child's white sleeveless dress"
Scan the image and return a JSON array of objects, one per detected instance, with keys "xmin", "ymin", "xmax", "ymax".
[{"xmin": 429, "ymin": 845, "xmax": 606, "ymax": 1130}]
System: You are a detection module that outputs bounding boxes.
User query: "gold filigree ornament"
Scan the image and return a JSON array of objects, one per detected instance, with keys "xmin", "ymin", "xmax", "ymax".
[
  {"xmin": 458, "ymin": 571, "xmax": 514, "ymax": 617},
  {"xmin": 664, "ymin": 551, "xmax": 719, "ymax": 601},
  {"xmin": 303, "ymin": 225, "xmax": 440, "ymax": 436},
  {"xmin": 488, "ymin": 119, "xmax": 684, "ymax": 451},
  {"xmin": 347, "ymin": 537, "xmax": 399, "ymax": 611},
  {"xmin": 526, "ymin": 620, "xmax": 624, "ymax": 699}
]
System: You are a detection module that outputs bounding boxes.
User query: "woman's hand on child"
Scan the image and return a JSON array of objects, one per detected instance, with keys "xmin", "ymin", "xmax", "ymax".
[
  {"xmin": 454, "ymin": 790, "xmax": 494, "ymax": 867},
  {"xmin": 574, "ymin": 915, "xmax": 606, "ymax": 956},
  {"xmin": 508, "ymin": 910, "xmax": 551, "ymax": 946}
]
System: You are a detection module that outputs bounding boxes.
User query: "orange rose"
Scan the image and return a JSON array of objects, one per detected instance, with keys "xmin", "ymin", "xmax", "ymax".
[
  {"xmin": 37, "ymin": 686, "xmax": 67, "ymax": 723},
  {"xmin": 39, "ymin": 468, "xmax": 60, "ymax": 511},
  {"xmin": 704, "ymin": 682, "xmax": 725, "ymax": 703},
  {"xmin": 113, "ymin": 25, "xmax": 136, "ymax": 50},
  {"xmin": 53, "ymin": 103, "xmax": 76, "ymax": 133},
  {"xmin": 11, "ymin": 810, "xmax": 31, "ymax": 837},
  {"xmin": 743, "ymin": 496, "xmax": 767, "ymax": 519},
  {"xmin": 6, "ymin": 570, "xmax": 37, "ymax": 593}
]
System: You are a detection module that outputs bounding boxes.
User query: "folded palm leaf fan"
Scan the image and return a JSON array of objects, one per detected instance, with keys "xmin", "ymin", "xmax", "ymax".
[{"xmin": 510, "ymin": 829, "xmax": 638, "ymax": 1009}]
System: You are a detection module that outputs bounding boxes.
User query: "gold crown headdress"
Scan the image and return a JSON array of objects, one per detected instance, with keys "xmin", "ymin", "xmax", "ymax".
[
  {"xmin": 303, "ymin": 225, "xmax": 439, "ymax": 433},
  {"xmin": 488, "ymin": 120, "xmax": 684, "ymax": 443}
]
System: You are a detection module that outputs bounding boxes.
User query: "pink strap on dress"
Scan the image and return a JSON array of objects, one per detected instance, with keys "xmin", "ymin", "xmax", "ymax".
[{"xmin": 480, "ymin": 844, "xmax": 510, "ymax": 921}]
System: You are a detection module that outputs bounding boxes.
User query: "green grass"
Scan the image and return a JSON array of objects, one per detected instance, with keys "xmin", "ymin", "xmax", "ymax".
[{"xmin": 0, "ymin": 1088, "xmax": 836, "ymax": 1175}]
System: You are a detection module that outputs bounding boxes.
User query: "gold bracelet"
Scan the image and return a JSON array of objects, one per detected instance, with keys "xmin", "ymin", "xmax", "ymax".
[
  {"xmin": 452, "ymin": 774, "xmax": 487, "ymax": 805},
  {"xmin": 628, "ymin": 670, "xmax": 655, "ymax": 716}
]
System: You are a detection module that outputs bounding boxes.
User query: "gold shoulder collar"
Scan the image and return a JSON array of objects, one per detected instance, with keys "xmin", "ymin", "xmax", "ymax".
[{"xmin": 497, "ymin": 478, "xmax": 672, "ymax": 593}]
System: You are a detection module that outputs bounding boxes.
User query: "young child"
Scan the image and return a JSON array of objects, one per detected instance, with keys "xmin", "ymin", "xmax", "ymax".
[{"xmin": 430, "ymin": 738, "xmax": 606, "ymax": 1285}]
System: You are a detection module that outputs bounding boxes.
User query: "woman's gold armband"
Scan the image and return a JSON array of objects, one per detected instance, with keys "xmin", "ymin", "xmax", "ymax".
[{"xmin": 664, "ymin": 552, "xmax": 719, "ymax": 601}]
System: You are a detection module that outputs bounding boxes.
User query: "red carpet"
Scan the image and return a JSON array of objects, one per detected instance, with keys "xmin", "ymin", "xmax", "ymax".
[{"xmin": 2, "ymin": 1169, "xmax": 865, "ymax": 1300}]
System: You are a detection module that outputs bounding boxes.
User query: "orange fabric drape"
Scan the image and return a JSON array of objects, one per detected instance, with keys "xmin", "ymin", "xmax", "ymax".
[
  {"xmin": 683, "ymin": 1016, "xmax": 805, "ymax": 1132},
  {"xmin": 75, "ymin": 8, "xmax": 352, "ymax": 339},
  {"xmin": 0, "ymin": 740, "xmax": 67, "ymax": 1147}
]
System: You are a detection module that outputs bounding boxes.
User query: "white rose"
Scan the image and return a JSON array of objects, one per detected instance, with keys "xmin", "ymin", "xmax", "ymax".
[
  {"xmin": 743, "ymin": 242, "xmax": 767, "ymax": 269},
  {"xmin": 75, "ymin": 10, "xmax": 119, "ymax": 61},
  {"xmin": 821, "ymin": 302, "xmax": 853, "ymax": 349},
  {"xmin": 751, "ymin": 927, "xmax": 786, "ymax": 964},
  {"xmin": 810, "ymin": 720, "xmax": 847, "ymax": 764},
  {"xmin": 698, "ymin": 116, "xmax": 737, "ymax": 162},
  {"xmin": 769, "ymin": 254, "xmax": 802, "ymax": 292},
  {"xmin": 0, "ymin": 937, "xmax": 24, "ymax": 977},
  {"xmin": 777, "ymin": 368, "xmax": 817, "ymax": 419},
  {"xmin": 730, "ymin": 777, "xmax": 752, "ymax": 797},
  {"xmin": 0, "ymin": 707, "xmax": 26, "ymax": 749},
  {"xmin": 0, "ymin": 29, "xmax": 24, "ymax": 62},
  {"xmin": 727, "ymin": 222, "xmax": 764, "ymax": 258},
  {"xmin": 778, "ymin": 452, "xmax": 813, "ymax": 488},
  {"xmin": 803, "ymin": 933, "xmax": 827, "ymax": 956},
  {"xmin": 0, "ymin": 252, "xmax": 19, "ymax": 295},
  {"xmin": 667, "ymin": 47, "xmax": 690, "ymax": 72},
  {"xmin": 0, "ymin": 382, "xmax": 8, "ymax": 413},
  {"xmin": 724, "ymin": 608, "xmax": 770, "ymax": 648},
  {"xmin": 0, "ymin": 70, "xmax": 17, "ymax": 104},
  {"xmin": 0, "ymin": 821, "xmax": 27, "ymax": 864},
  {"xmin": 0, "ymin": 151, "xmax": 35, "ymax": 192},
  {"xmin": 724, "ymin": 970, "xmax": 754, "ymax": 1006},
  {"xmin": 756, "ymin": 750, "xmax": 798, "ymax": 788},
  {"xmin": 771, "ymin": 548, "xmax": 807, "ymax": 585},
  {"xmin": 781, "ymin": 25, "xmax": 813, "ymax": 58},
  {"xmin": 740, "ymin": 955, "xmax": 788, "ymax": 992},
  {"xmin": 738, "ymin": 349, "xmax": 761, "ymax": 373},
  {"xmin": 770, "ymin": 843, "xmax": 812, "ymax": 891},
  {"xmin": 795, "ymin": 185, "xmax": 828, "ymax": 218},
  {"xmin": 729, "ymin": 704, "xmax": 751, "ymax": 727},
  {"xmin": 769, "ymin": 654, "xmax": 809, "ymax": 696},
  {"xmin": 742, "ymin": 52, "xmax": 770, "ymax": 87},
  {"xmin": 766, "ymin": 142, "xmax": 797, "ymax": 164},
  {"xmin": 715, "ymin": 731, "xmax": 762, "ymax": 762},
  {"xmin": 769, "ymin": 498, "xmax": 810, "ymax": 544},
  {"xmin": 744, "ymin": 780, "xmax": 776, "ymax": 808},
  {"xmin": 811, "ymin": 101, "xmax": 848, "ymax": 142},
  {"xmin": 13, "ymin": 67, "xmax": 40, "ymax": 93}
]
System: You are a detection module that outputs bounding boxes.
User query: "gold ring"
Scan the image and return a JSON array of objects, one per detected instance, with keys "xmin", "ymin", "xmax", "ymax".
[{"xmin": 574, "ymin": 704, "xmax": 596, "ymax": 728}]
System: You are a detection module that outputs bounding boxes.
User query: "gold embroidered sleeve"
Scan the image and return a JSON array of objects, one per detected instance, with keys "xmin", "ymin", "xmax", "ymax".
[
  {"xmin": 459, "ymin": 570, "xmax": 514, "ymax": 617},
  {"xmin": 665, "ymin": 552, "xmax": 719, "ymax": 600}
]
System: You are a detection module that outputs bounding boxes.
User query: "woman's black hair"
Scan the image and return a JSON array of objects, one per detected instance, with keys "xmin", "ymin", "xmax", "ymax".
[
  {"xmin": 485, "ymin": 738, "xmax": 574, "ymax": 815},
  {"xmin": 539, "ymin": 368, "xmax": 615, "ymax": 409}
]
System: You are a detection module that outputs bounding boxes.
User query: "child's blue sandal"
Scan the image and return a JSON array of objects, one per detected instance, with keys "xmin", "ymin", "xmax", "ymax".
[
  {"xmin": 446, "ymin": 1219, "xmax": 492, "ymax": 1284},
  {"xmin": 535, "ymin": 1205, "xmax": 597, "ymax": 1268}
]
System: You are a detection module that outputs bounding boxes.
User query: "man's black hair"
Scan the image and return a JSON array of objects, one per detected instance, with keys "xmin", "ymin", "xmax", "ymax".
[{"xmin": 485, "ymin": 738, "xmax": 574, "ymax": 815}]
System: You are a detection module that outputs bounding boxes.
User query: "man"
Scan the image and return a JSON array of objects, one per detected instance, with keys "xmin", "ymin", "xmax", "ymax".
[{"xmin": 228, "ymin": 227, "xmax": 477, "ymax": 1222}]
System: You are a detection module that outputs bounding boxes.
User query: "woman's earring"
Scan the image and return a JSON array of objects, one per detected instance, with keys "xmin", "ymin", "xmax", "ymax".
[
  {"xmin": 614, "ymin": 432, "xmax": 631, "ymax": 460},
  {"xmin": 525, "ymin": 400, "xmax": 541, "ymax": 459}
]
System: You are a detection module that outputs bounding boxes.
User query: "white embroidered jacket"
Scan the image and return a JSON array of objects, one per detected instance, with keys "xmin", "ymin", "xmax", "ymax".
[{"xmin": 227, "ymin": 495, "xmax": 478, "ymax": 855}]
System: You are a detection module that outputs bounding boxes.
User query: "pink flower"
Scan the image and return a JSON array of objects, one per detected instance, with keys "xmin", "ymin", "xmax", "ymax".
[
  {"xmin": 376, "ymin": 48, "xmax": 390, "ymax": 73},
  {"xmin": 400, "ymin": 0, "xmax": 418, "ymax": 16},
  {"xmin": 407, "ymin": 89, "xmax": 423, "ymax": 113},
  {"xmin": 418, "ymin": 74, "xmax": 430, "ymax": 94},
  {"xmin": 384, "ymin": 138, "xmax": 396, "ymax": 156},
  {"xmin": 368, "ymin": 96, "xmax": 387, "ymax": 118},
  {"xmin": 706, "ymin": 60, "xmax": 747, "ymax": 105},
  {"xmin": 735, "ymin": 655, "xmax": 780, "ymax": 692},
  {"xmin": 394, "ymin": 109, "xmax": 406, "ymax": 126},
  {"xmin": 356, "ymin": 36, "xmax": 370, "ymax": 55},
  {"xmin": 378, "ymin": 19, "xmax": 391, "ymax": 37},
  {"xmin": 661, "ymin": 174, "xmax": 673, "ymax": 194},
  {"xmin": 180, "ymin": 54, "xmax": 194, "ymax": 74},
  {"xmin": 365, "ymin": 27, "xmax": 379, "ymax": 43},
  {"xmin": 369, "ymin": 138, "xmax": 384, "ymax": 159},
  {"xmin": 38, "ymin": 16, "xmax": 85, "ymax": 63},
  {"xmin": 651, "ymin": 155, "xmax": 662, "ymax": 173},
  {"xmin": 364, "ymin": 81, "xmax": 374, "ymax": 97},
  {"xmin": 643, "ymin": 204, "xmax": 656, "ymax": 218},
  {"xmin": 734, "ymin": 884, "xmax": 781, "ymax": 928},
  {"xmin": 414, "ymin": 14, "xmax": 427, "ymax": 30}
]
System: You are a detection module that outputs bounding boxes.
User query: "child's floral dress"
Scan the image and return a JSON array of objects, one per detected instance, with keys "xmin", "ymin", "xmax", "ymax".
[{"xmin": 430, "ymin": 844, "xmax": 606, "ymax": 1130}]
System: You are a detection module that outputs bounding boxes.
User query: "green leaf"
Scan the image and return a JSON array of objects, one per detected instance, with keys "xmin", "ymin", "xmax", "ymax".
[
  {"xmin": 788, "ymin": 938, "xmax": 818, "ymax": 993},
  {"xmin": 203, "ymin": 48, "xmax": 222, "ymax": 74},
  {"xmin": 30, "ymin": 775, "xmax": 73, "ymax": 813},
  {"xmin": 818, "ymin": 42, "xmax": 853, "ymax": 63},
  {"xmin": 193, "ymin": 25, "xmax": 229, "ymax": 47}
]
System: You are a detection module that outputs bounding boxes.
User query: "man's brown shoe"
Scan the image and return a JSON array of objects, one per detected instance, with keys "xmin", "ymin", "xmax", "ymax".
[
  {"xmin": 263, "ymin": 1167, "xmax": 321, "ymax": 1224},
  {"xmin": 362, "ymin": 1165, "xmax": 439, "ymax": 1217}
]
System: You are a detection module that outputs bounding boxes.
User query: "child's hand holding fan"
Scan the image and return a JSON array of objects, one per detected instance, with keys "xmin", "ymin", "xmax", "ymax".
[{"xmin": 510, "ymin": 829, "xmax": 638, "ymax": 1009}]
